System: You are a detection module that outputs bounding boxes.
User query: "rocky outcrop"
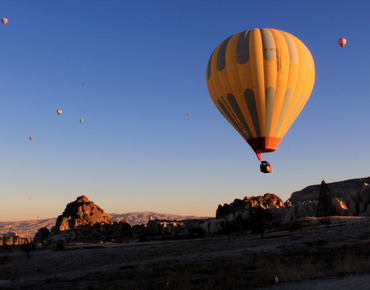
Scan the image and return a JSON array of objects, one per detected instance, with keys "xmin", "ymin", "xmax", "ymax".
[
  {"xmin": 34, "ymin": 227, "xmax": 50, "ymax": 244},
  {"xmin": 146, "ymin": 220, "xmax": 186, "ymax": 236},
  {"xmin": 200, "ymin": 218, "xmax": 226, "ymax": 234},
  {"xmin": 111, "ymin": 219, "xmax": 132, "ymax": 236},
  {"xmin": 216, "ymin": 193, "xmax": 284, "ymax": 218},
  {"xmin": 31, "ymin": 178, "xmax": 370, "ymax": 244},
  {"xmin": 316, "ymin": 180, "xmax": 336, "ymax": 217},
  {"xmin": 289, "ymin": 180, "xmax": 370, "ymax": 217},
  {"xmin": 54, "ymin": 195, "xmax": 112, "ymax": 233},
  {"xmin": 332, "ymin": 198, "xmax": 352, "ymax": 216},
  {"xmin": 39, "ymin": 196, "xmax": 132, "ymax": 244},
  {"xmin": 282, "ymin": 201, "xmax": 318, "ymax": 223},
  {"xmin": 288, "ymin": 177, "xmax": 370, "ymax": 204}
]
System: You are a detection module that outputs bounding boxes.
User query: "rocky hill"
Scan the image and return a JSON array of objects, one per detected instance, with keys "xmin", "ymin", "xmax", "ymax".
[
  {"xmin": 3, "ymin": 176, "xmax": 370, "ymax": 239},
  {"xmin": 216, "ymin": 193, "xmax": 285, "ymax": 218},
  {"xmin": 54, "ymin": 195, "xmax": 112, "ymax": 233},
  {"xmin": 0, "ymin": 212, "xmax": 209, "ymax": 238},
  {"xmin": 288, "ymin": 177, "xmax": 370, "ymax": 203}
]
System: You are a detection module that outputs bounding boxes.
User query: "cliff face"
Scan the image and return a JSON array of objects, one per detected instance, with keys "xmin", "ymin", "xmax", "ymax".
[{"xmin": 288, "ymin": 177, "xmax": 370, "ymax": 204}]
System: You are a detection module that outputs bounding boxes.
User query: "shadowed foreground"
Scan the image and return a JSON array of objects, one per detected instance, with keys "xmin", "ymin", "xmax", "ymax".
[{"xmin": 1, "ymin": 218, "xmax": 370, "ymax": 289}]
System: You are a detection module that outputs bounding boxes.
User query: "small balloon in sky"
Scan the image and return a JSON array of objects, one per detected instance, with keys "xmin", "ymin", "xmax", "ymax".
[
  {"xmin": 2, "ymin": 18, "xmax": 8, "ymax": 25},
  {"xmin": 80, "ymin": 119, "xmax": 83, "ymax": 123},
  {"xmin": 29, "ymin": 198, "xmax": 31, "ymax": 200},
  {"xmin": 57, "ymin": 109, "xmax": 62, "ymax": 115},
  {"xmin": 29, "ymin": 136, "xmax": 33, "ymax": 141},
  {"xmin": 187, "ymin": 113, "xmax": 190, "ymax": 116},
  {"xmin": 338, "ymin": 38, "xmax": 346, "ymax": 47},
  {"xmin": 38, "ymin": 216, "xmax": 40, "ymax": 219}
]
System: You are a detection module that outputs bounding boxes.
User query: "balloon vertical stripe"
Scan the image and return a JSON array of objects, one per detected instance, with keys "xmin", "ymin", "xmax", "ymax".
[
  {"xmin": 265, "ymin": 87, "xmax": 276, "ymax": 136},
  {"xmin": 217, "ymin": 101, "xmax": 249, "ymax": 140},
  {"xmin": 244, "ymin": 89, "xmax": 261, "ymax": 137},
  {"xmin": 227, "ymin": 94, "xmax": 253, "ymax": 138},
  {"xmin": 237, "ymin": 30, "xmax": 250, "ymax": 64}
]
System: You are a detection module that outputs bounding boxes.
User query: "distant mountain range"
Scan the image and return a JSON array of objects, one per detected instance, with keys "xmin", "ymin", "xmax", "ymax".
[{"xmin": 0, "ymin": 212, "xmax": 211, "ymax": 238}]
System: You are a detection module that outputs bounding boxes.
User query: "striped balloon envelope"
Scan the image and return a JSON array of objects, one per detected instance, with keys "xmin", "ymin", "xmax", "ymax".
[
  {"xmin": 338, "ymin": 38, "xmax": 346, "ymax": 47},
  {"xmin": 206, "ymin": 28, "xmax": 315, "ymax": 161}
]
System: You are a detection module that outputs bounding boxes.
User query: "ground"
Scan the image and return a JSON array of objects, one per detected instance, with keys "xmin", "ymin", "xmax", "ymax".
[{"xmin": 1, "ymin": 217, "xmax": 370, "ymax": 289}]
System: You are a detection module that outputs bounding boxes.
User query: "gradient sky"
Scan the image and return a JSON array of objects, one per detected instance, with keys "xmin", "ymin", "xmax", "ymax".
[{"xmin": 1, "ymin": 0, "xmax": 370, "ymax": 221}]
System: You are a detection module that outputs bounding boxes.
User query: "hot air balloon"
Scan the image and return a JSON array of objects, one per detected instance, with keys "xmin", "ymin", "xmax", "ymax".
[
  {"xmin": 29, "ymin": 136, "xmax": 33, "ymax": 141},
  {"xmin": 187, "ymin": 113, "xmax": 190, "ymax": 116},
  {"xmin": 57, "ymin": 109, "xmax": 62, "ymax": 115},
  {"xmin": 206, "ymin": 28, "xmax": 315, "ymax": 173},
  {"xmin": 338, "ymin": 38, "xmax": 346, "ymax": 47},
  {"xmin": 80, "ymin": 119, "xmax": 83, "ymax": 123},
  {"xmin": 38, "ymin": 216, "xmax": 40, "ymax": 219},
  {"xmin": 2, "ymin": 18, "xmax": 7, "ymax": 25}
]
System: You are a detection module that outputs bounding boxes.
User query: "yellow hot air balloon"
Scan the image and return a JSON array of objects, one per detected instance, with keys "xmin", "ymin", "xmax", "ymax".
[
  {"xmin": 80, "ymin": 119, "xmax": 83, "ymax": 123},
  {"xmin": 206, "ymin": 28, "xmax": 315, "ymax": 172},
  {"xmin": 29, "ymin": 136, "xmax": 33, "ymax": 141},
  {"xmin": 57, "ymin": 109, "xmax": 62, "ymax": 115},
  {"xmin": 2, "ymin": 18, "xmax": 8, "ymax": 25}
]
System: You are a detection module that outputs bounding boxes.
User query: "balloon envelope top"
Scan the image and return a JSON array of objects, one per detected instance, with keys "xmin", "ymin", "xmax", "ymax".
[
  {"xmin": 2, "ymin": 18, "xmax": 7, "ymax": 25},
  {"xmin": 206, "ymin": 28, "xmax": 315, "ymax": 155}
]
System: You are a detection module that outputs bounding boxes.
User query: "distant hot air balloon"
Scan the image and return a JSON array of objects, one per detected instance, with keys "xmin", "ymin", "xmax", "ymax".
[
  {"xmin": 29, "ymin": 136, "xmax": 33, "ymax": 141},
  {"xmin": 206, "ymin": 28, "xmax": 315, "ymax": 172},
  {"xmin": 2, "ymin": 18, "xmax": 7, "ymax": 25},
  {"xmin": 80, "ymin": 119, "xmax": 83, "ymax": 123},
  {"xmin": 187, "ymin": 113, "xmax": 190, "ymax": 116},
  {"xmin": 57, "ymin": 109, "xmax": 62, "ymax": 115},
  {"xmin": 38, "ymin": 216, "xmax": 40, "ymax": 219},
  {"xmin": 338, "ymin": 38, "xmax": 346, "ymax": 47}
]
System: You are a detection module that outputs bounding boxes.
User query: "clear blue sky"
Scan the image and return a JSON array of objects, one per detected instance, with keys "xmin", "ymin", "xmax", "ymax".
[{"xmin": 1, "ymin": 0, "xmax": 369, "ymax": 221}]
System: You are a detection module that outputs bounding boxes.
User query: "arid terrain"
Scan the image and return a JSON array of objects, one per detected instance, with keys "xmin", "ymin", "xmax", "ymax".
[
  {"xmin": 0, "ymin": 212, "xmax": 209, "ymax": 238},
  {"xmin": 1, "ymin": 216, "xmax": 370, "ymax": 290}
]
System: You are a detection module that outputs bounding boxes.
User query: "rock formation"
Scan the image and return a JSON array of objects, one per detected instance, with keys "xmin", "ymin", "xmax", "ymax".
[
  {"xmin": 54, "ymin": 195, "xmax": 112, "ymax": 233},
  {"xmin": 30, "ymin": 178, "xmax": 370, "ymax": 245},
  {"xmin": 38, "ymin": 196, "xmax": 132, "ymax": 244},
  {"xmin": 288, "ymin": 179, "xmax": 370, "ymax": 217},
  {"xmin": 147, "ymin": 220, "xmax": 186, "ymax": 236},
  {"xmin": 332, "ymin": 198, "xmax": 352, "ymax": 216},
  {"xmin": 34, "ymin": 227, "xmax": 50, "ymax": 244},
  {"xmin": 282, "ymin": 200, "xmax": 318, "ymax": 223},
  {"xmin": 216, "ymin": 193, "xmax": 284, "ymax": 218},
  {"xmin": 288, "ymin": 177, "xmax": 370, "ymax": 203},
  {"xmin": 111, "ymin": 219, "xmax": 132, "ymax": 237},
  {"xmin": 316, "ymin": 180, "xmax": 336, "ymax": 217}
]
